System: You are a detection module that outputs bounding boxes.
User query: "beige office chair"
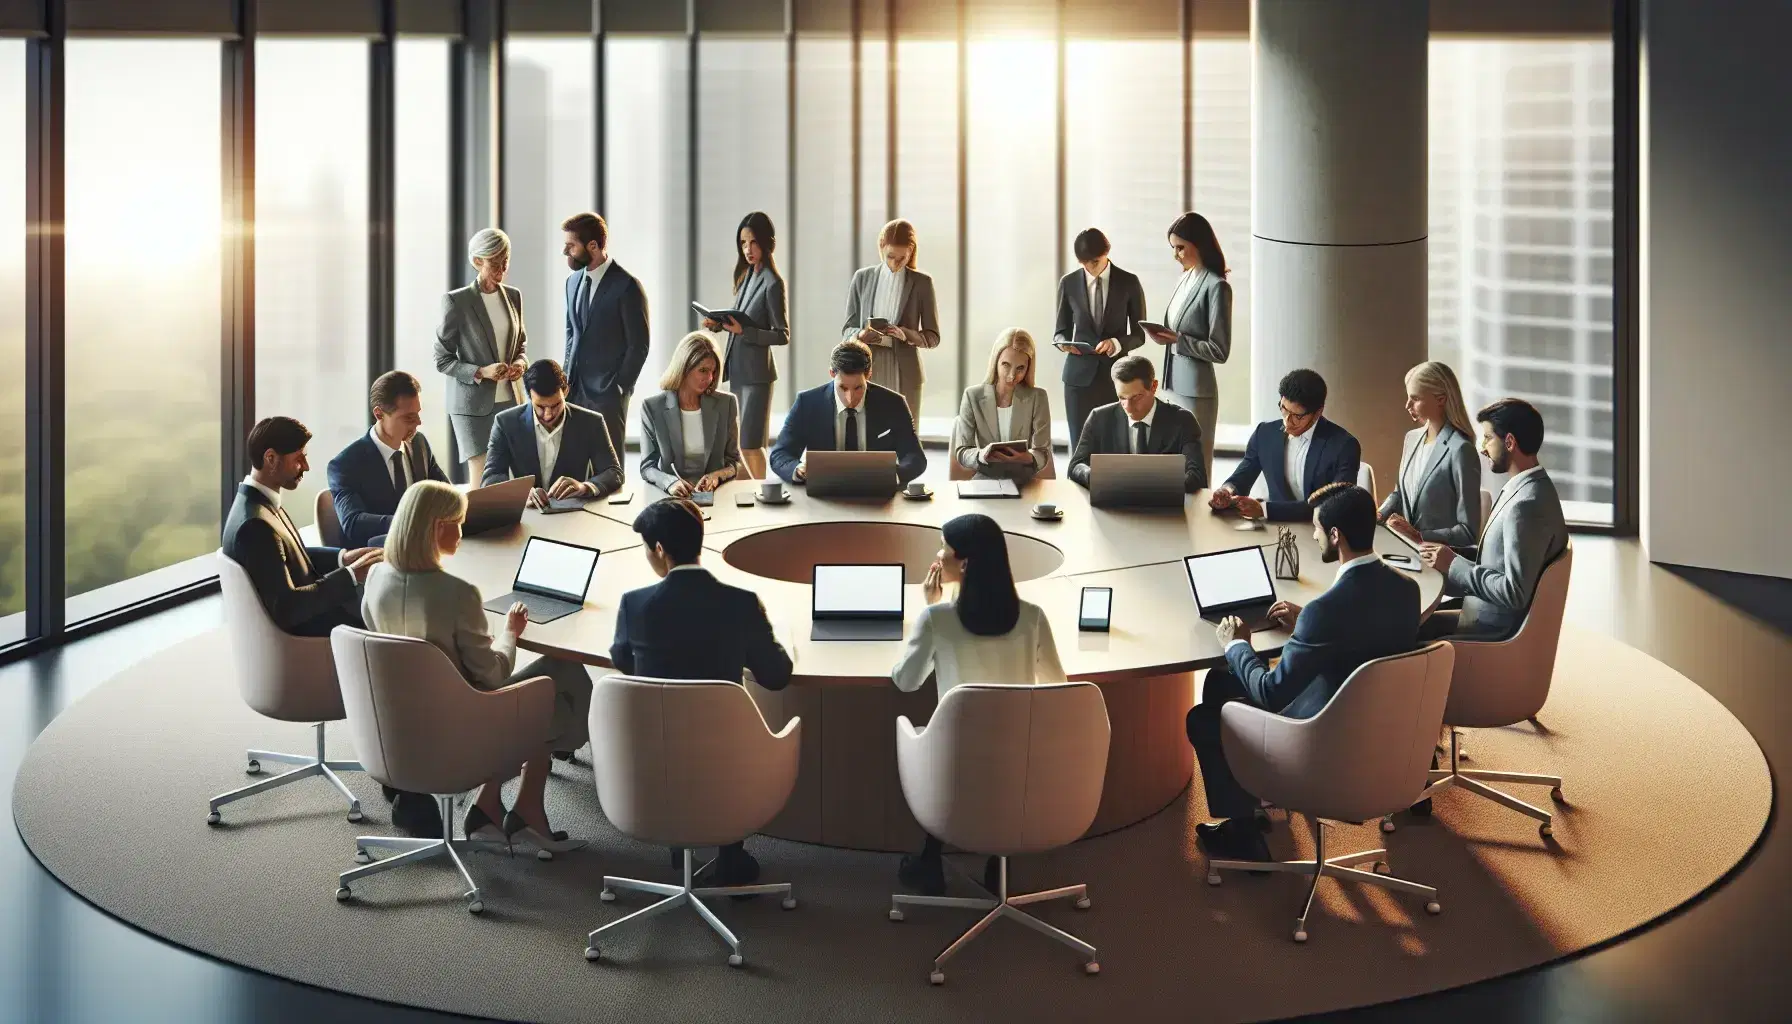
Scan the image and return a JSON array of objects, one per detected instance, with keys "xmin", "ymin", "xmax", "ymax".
[
  {"xmin": 1208, "ymin": 642, "xmax": 1454, "ymax": 942},
  {"xmin": 890, "ymin": 682, "xmax": 1110, "ymax": 984},
  {"xmin": 315, "ymin": 489, "xmax": 343, "ymax": 548},
  {"xmin": 330, "ymin": 626, "xmax": 555, "ymax": 914},
  {"xmin": 1399, "ymin": 545, "xmax": 1573, "ymax": 840},
  {"xmin": 208, "ymin": 552, "xmax": 364, "ymax": 825},
  {"xmin": 584, "ymin": 675, "xmax": 801, "ymax": 968},
  {"xmin": 1356, "ymin": 461, "xmax": 1376, "ymax": 498}
]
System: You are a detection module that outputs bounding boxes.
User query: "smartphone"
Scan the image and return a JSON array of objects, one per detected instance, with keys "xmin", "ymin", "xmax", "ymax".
[
  {"xmin": 606, "ymin": 489, "xmax": 634, "ymax": 505},
  {"xmin": 735, "ymin": 491, "xmax": 757, "ymax": 508},
  {"xmin": 689, "ymin": 490, "xmax": 715, "ymax": 507},
  {"xmin": 1078, "ymin": 587, "xmax": 1113, "ymax": 633},
  {"xmin": 1383, "ymin": 552, "xmax": 1415, "ymax": 564},
  {"xmin": 1383, "ymin": 552, "xmax": 1422, "ymax": 573}
]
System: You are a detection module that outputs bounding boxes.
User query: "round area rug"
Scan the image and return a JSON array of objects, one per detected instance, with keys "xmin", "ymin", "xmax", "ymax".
[{"xmin": 11, "ymin": 627, "xmax": 1771, "ymax": 1024}]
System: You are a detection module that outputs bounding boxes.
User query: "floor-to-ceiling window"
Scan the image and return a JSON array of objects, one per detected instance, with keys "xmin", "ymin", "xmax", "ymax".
[
  {"xmin": 1191, "ymin": 36, "xmax": 1253, "ymax": 443},
  {"xmin": 792, "ymin": 29, "xmax": 854, "ymax": 407},
  {"xmin": 0, "ymin": 40, "xmax": 24, "ymax": 644},
  {"xmin": 62, "ymin": 40, "xmax": 223, "ymax": 620},
  {"xmin": 394, "ymin": 38, "xmax": 452, "ymax": 453},
  {"xmin": 893, "ymin": 36, "xmax": 959, "ymax": 435}
]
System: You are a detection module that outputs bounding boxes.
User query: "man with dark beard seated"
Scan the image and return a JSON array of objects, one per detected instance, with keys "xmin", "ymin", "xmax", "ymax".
[{"xmin": 1184, "ymin": 485, "xmax": 1421, "ymax": 862}]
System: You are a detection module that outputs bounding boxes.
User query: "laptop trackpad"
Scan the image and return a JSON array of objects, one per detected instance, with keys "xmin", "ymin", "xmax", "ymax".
[{"xmin": 484, "ymin": 591, "xmax": 581, "ymax": 624}]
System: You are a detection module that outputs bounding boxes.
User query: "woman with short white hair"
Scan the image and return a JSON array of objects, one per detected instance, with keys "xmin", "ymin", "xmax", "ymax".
[{"xmin": 434, "ymin": 228, "xmax": 527, "ymax": 482}]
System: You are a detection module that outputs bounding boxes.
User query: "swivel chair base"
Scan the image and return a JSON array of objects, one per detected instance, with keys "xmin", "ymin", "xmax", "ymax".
[
  {"xmin": 335, "ymin": 794, "xmax": 499, "ymax": 914},
  {"xmin": 586, "ymin": 848, "xmax": 796, "ymax": 967},
  {"xmin": 889, "ymin": 855, "xmax": 1098, "ymax": 984},
  {"xmin": 207, "ymin": 721, "xmax": 364, "ymax": 824},
  {"xmin": 1208, "ymin": 814, "xmax": 1440, "ymax": 943},
  {"xmin": 1385, "ymin": 728, "xmax": 1562, "ymax": 839}
]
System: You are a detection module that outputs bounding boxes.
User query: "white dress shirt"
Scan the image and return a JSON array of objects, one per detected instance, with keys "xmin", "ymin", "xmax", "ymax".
[
  {"xmin": 369, "ymin": 426, "xmax": 414, "ymax": 491},
  {"xmin": 574, "ymin": 257, "xmax": 613, "ymax": 321},
  {"xmin": 996, "ymin": 403, "xmax": 1014, "ymax": 441},
  {"xmin": 832, "ymin": 385, "xmax": 868, "ymax": 451},
  {"xmin": 1284, "ymin": 425, "xmax": 1316, "ymax": 499},
  {"xmin": 1165, "ymin": 266, "xmax": 1203, "ymax": 325},
  {"xmin": 679, "ymin": 407, "xmax": 706, "ymax": 470},
  {"xmin": 1224, "ymin": 551, "xmax": 1380, "ymax": 653},
  {"xmin": 534, "ymin": 411, "xmax": 565, "ymax": 485},
  {"xmin": 478, "ymin": 285, "xmax": 512, "ymax": 354},
  {"xmin": 891, "ymin": 599, "xmax": 1067, "ymax": 701},
  {"xmin": 872, "ymin": 263, "xmax": 907, "ymax": 323},
  {"xmin": 1084, "ymin": 263, "xmax": 1110, "ymax": 327},
  {"xmin": 1127, "ymin": 402, "xmax": 1158, "ymax": 454}
]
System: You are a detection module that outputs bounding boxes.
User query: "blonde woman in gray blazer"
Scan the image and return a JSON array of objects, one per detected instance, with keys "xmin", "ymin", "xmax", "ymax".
[
  {"xmin": 1143, "ymin": 212, "xmax": 1232, "ymax": 481},
  {"xmin": 1380, "ymin": 361, "xmax": 1483, "ymax": 551},
  {"xmin": 361, "ymin": 480, "xmax": 590, "ymax": 856},
  {"xmin": 703, "ymin": 211, "xmax": 788, "ymax": 479},
  {"xmin": 951, "ymin": 328, "xmax": 1054, "ymax": 482},
  {"xmin": 841, "ymin": 218, "xmax": 940, "ymax": 426},
  {"xmin": 435, "ymin": 228, "xmax": 527, "ymax": 482},
  {"xmin": 638, "ymin": 331, "xmax": 746, "ymax": 496}
]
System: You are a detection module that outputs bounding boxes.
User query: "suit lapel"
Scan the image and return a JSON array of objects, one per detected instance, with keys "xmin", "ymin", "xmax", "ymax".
[
  {"xmin": 462, "ymin": 285, "xmax": 499, "ymax": 361},
  {"xmin": 1413, "ymin": 427, "xmax": 1454, "ymax": 496},
  {"xmin": 1302, "ymin": 424, "xmax": 1328, "ymax": 500},
  {"xmin": 896, "ymin": 270, "xmax": 916, "ymax": 325},
  {"xmin": 1069, "ymin": 274, "xmax": 1092, "ymax": 340},
  {"xmin": 1264, "ymin": 425, "xmax": 1290, "ymax": 494},
  {"xmin": 976, "ymin": 386, "xmax": 999, "ymax": 440},
  {"xmin": 702, "ymin": 393, "xmax": 724, "ymax": 458}
]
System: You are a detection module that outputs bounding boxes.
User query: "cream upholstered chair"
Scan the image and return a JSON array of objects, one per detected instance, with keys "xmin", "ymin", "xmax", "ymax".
[
  {"xmin": 1399, "ymin": 545, "xmax": 1573, "ymax": 840},
  {"xmin": 314, "ymin": 489, "xmax": 343, "ymax": 548},
  {"xmin": 1208, "ymin": 642, "xmax": 1454, "ymax": 943},
  {"xmin": 584, "ymin": 675, "xmax": 802, "ymax": 968},
  {"xmin": 890, "ymin": 682, "xmax": 1110, "ymax": 984},
  {"xmin": 208, "ymin": 552, "xmax": 364, "ymax": 825},
  {"xmin": 329, "ymin": 626, "xmax": 554, "ymax": 914},
  {"xmin": 1356, "ymin": 461, "xmax": 1376, "ymax": 498}
]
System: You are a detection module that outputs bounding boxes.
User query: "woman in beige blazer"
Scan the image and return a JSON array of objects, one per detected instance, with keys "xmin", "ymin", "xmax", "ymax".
[
  {"xmin": 361, "ymin": 481, "xmax": 591, "ymax": 857},
  {"xmin": 841, "ymin": 218, "xmax": 940, "ymax": 426},
  {"xmin": 950, "ymin": 328, "xmax": 1054, "ymax": 481}
]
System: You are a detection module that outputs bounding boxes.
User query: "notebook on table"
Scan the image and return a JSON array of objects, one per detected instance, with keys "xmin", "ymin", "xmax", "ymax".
[{"xmin": 956, "ymin": 478, "xmax": 1020, "ymax": 498}]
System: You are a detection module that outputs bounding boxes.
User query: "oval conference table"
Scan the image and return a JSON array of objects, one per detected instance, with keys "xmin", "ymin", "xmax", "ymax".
[{"xmin": 440, "ymin": 476, "xmax": 1444, "ymax": 854}]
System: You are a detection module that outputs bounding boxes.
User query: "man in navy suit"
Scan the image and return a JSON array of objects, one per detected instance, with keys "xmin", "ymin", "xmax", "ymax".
[
  {"xmin": 611, "ymin": 497, "xmax": 795, "ymax": 887},
  {"xmin": 481, "ymin": 358, "xmax": 623, "ymax": 502},
  {"xmin": 1186, "ymin": 486, "xmax": 1420, "ymax": 862},
  {"xmin": 1210, "ymin": 368, "xmax": 1361, "ymax": 522},
  {"xmin": 769, "ymin": 339, "xmax": 927, "ymax": 486},
  {"xmin": 326, "ymin": 370, "xmax": 450, "ymax": 549},
  {"xmin": 562, "ymin": 211, "xmax": 649, "ymax": 458}
]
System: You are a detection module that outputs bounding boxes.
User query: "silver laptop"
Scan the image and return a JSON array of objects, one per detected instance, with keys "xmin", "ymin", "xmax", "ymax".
[
  {"xmin": 1183, "ymin": 545, "xmax": 1278, "ymax": 630},
  {"xmin": 482, "ymin": 536, "xmax": 599, "ymax": 624},
  {"xmin": 1087, "ymin": 453, "xmax": 1184, "ymax": 508},
  {"xmin": 810, "ymin": 563, "xmax": 905, "ymax": 641},
  {"xmin": 464, "ymin": 475, "xmax": 535, "ymax": 535},
  {"xmin": 806, "ymin": 450, "xmax": 901, "ymax": 499}
]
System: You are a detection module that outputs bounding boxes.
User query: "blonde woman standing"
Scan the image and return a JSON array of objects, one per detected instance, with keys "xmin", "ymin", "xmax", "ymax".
[
  {"xmin": 950, "ymin": 328, "xmax": 1054, "ymax": 481},
  {"xmin": 1380, "ymin": 361, "xmax": 1482, "ymax": 550},
  {"xmin": 361, "ymin": 481, "xmax": 591, "ymax": 857},
  {"xmin": 841, "ymin": 218, "xmax": 940, "ymax": 426},
  {"xmin": 435, "ymin": 228, "xmax": 527, "ymax": 482}
]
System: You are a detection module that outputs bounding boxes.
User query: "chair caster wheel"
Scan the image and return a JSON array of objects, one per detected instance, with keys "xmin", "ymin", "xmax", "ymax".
[
  {"xmin": 1380, "ymin": 816, "xmax": 1396, "ymax": 833},
  {"xmin": 335, "ymin": 886, "xmax": 352, "ymax": 902},
  {"xmin": 781, "ymin": 897, "xmax": 797, "ymax": 910},
  {"xmin": 347, "ymin": 808, "xmax": 363, "ymax": 823},
  {"xmin": 1074, "ymin": 896, "xmax": 1092, "ymax": 910},
  {"xmin": 1539, "ymin": 823, "xmax": 1553, "ymax": 838},
  {"xmin": 1206, "ymin": 872, "xmax": 1221, "ymax": 886},
  {"xmin": 353, "ymin": 849, "xmax": 371, "ymax": 864},
  {"xmin": 536, "ymin": 849, "xmax": 554, "ymax": 862},
  {"xmin": 1551, "ymin": 786, "xmax": 1564, "ymax": 801},
  {"xmin": 727, "ymin": 953, "xmax": 744, "ymax": 968},
  {"xmin": 889, "ymin": 908, "xmax": 904, "ymax": 922},
  {"xmin": 207, "ymin": 811, "xmax": 222, "ymax": 825},
  {"xmin": 467, "ymin": 899, "xmax": 484, "ymax": 915},
  {"xmin": 929, "ymin": 970, "xmax": 946, "ymax": 985},
  {"xmin": 584, "ymin": 946, "xmax": 600, "ymax": 961},
  {"xmin": 1292, "ymin": 929, "xmax": 1308, "ymax": 944},
  {"xmin": 1084, "ymin": 961, "xmax": 1100, "ymax": 975},
  {"xmin": 600, "ymin": 889, "xmax": 616, "ymax": 902},
  {"xmin": 245, "ymin": 760, "xmax": 261, "ymax": 775},
  {"xmin": 1426, "ymin": 901, "xmax": 1442, "ymax": 915}
]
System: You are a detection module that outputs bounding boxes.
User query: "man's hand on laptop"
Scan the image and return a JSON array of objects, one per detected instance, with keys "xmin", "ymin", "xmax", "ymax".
[
  {"xmin": 526, "ymin": 486, "xmax": 549, "ymax": 509},
  {"xmin": 1216, "ymin": 615, "xmax": 1249, "ymax": 647},
  {"xmin": 1267, "ymin": 600, "xmax": 1300, "ymax": 630},
  {"xmin": 547, "ymin": 476, "xmax": 592, "ymax": 500},
  {"xmin": 505, "ymin": 601, "xmax": 529, "ymax": 637},
  {"xmin": 793, "ymin": 462, "xmax": 807, "ymax": 482}
]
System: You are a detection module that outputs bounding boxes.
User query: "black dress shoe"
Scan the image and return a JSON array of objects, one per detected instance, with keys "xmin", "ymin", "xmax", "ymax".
[
  {"xmin": 1199, "ymin": 819, "xmax": 1271, "ymax": 872},
  {"xmin": 381, "ymin": 785, "xmax": 399, "ymax": 803},
  {"xmin": 390, "ymin": 792, "xmax": 443, "ymax": 839},
  {"xmin": 898, "ymin": 852, "xmax": 946, "ymax": 897},
  {"xmin": 1409, "ymin": 796, "xmax": 1433, "ymax": 819},
  {"xmin": 713, "ymin": 845, "xmax": 762, "ymax": 898}
]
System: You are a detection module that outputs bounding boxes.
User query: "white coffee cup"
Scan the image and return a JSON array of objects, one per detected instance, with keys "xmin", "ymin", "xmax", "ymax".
[
  {"xmin": 758, "ymin": 480, "xmax": 785, "ymax": 501},
  {"xmin": 1033, "ymin": 502, "xmax": 1059, "ymax": 517},
  {"xmin": 905, "ymin": 480, "xmax": 929, "ymax": 496}
]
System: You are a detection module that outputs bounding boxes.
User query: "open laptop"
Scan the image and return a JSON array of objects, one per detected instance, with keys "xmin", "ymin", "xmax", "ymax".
[
  {"xmin": 1087, "ymin": 453, "xmax": 1184, "ymax": 509},
  {"xmin": 464, "ymin": 476, "xmax": 535, "ymax": 535},
  {"xmin": 806, "ymin": 450, "xmax": 901, "ymax": 499},
  {"xmin": 810, "ymin": 563, "xmax": 905, "ymax": 641},
  {"xmin": 1183, "ymin": 545, "xmax": 1280, "ymax": 631},
  {"xmin": 482, "ymin": 536, "xmax": 599, "ymax": 624}
]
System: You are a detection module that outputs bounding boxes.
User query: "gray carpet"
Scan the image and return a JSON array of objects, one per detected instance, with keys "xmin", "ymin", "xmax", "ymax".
[{"xmin": 11, "ymin": 627, "xmax": 1771, "ymax": 1023}]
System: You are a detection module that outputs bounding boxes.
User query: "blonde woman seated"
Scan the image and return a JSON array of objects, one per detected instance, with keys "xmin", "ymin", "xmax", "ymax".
[
  {"xmin": 949, "ymin": 328, "xmax": 1054, "ymax": 481},
  {"xmin": 1380, "ymin": 361, "xmax": 1482, "ymax": 551},
  {"xmin": 362, "ymin": 480, "xmax": 592, "ymax": 857},
  {"xmin": 638, "ymin": 331, "xmax": 746, "ymax": 495}
]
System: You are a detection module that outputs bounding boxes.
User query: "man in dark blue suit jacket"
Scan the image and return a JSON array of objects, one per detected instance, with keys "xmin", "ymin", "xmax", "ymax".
[
  {"xmin": 611, "ymin": 498, "xmax": 794, "ymax": 887},
  {"xmin": 1186, "ymin": 486, "xmax": 1420, "ymax": 861},
  {"xmin": 769, "ymin": 339, "xmax": 926, "ymax": 486},
  {"xmin": 562, "ymin": 212, "xmax": 649, "ymax": 458},
  {"xmin": 1210, "ymin": 368, "xmax": 1361, "ymax": 522},
  {"xmin": 481, "ymin": 358, "xmax": 623, "ymax": 501},
  {"xmin": 327, "ymin": 370, "xmax": 450, "ymax": 549}
]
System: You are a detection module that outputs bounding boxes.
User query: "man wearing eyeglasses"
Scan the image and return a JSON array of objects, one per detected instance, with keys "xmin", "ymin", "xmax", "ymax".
[{"xmin": 1209, "ymin": 368, "xmax": 1361, "ymax": 522}]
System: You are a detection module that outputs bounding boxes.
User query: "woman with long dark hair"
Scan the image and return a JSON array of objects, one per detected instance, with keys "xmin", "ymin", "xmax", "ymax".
[
  {"xmin": 889, "ymin": 513, "xmax": 1067, "ymax": 895},
  {"xmin": 702, "ymin": 210, "xmax": 788, "ymax": 478},
  {"xmin": 1143, "ymin": 211, "xmax": 1232, "ymax": 482}
]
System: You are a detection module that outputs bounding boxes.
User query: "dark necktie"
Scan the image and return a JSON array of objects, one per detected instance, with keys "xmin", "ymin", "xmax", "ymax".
[
  {"xmin": 390, "ymin": 449, "xmax": 407, "ymax": 493},
  {"xmin": 576, "ymin": 273, "xmax": 592, "ymax": 326},
  {"xmin": 844, "ymin": 408, "xmax": 861, "ymax": 451},
  {"xmin": 1133, "ymin": 421, "xmax": 1148, "ymax": 454}
]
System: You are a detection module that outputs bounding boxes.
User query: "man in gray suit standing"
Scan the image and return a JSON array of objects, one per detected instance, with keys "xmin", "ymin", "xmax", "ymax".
[
  {"xmin": 562, "ymin": 211, "xmax": 649, "ymax": 458},
  {"xmin": 1418, "ymin": 398, "xmax": 1569, "ymax": 640}
]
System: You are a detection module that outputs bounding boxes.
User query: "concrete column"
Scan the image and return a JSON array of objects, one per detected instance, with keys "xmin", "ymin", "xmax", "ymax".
[{"xmin": 1251, "ymin": 0, "xmax": 1428, "ymax": 499}]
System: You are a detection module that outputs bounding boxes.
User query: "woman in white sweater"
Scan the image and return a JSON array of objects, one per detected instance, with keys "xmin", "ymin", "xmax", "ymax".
[{"xmin": 890, "ymin": 513, "xmax": 1066, "ymax": 895}]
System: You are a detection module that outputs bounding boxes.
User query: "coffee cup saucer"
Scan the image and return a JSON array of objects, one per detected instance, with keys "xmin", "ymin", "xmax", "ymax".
[
  {"xmin": 756, "ymin": 492, "xmax": 792, "ymax": 505},
  {"xmin": 1030, "ymin": 508, "xmax": 1065, "ymax": 521},
  {"xmin": 901, "ymin": 486, "xmax": 934, "ymax": 500}
]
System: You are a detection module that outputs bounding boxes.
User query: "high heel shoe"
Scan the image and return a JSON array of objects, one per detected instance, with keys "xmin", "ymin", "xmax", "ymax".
[
  {"xmin": 503, "ymin": 810, "xmax": 586, "ymax": 861},
  {"xmin": 462, "ymin": 804, "xmax": 509, "ymax": 850}
]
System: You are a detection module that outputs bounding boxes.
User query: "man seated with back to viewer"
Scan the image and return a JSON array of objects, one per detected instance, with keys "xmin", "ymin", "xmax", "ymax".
[
  {"xmin": 769, "ymin": 339, "xmax": 927, "ymax": 486},
  {"xmin": 1209, "ymin": 368, "xmax": 1361, "ymax": 522},
  {"xmin": 1417, "ymin": 397, "xmax": 1568, "ymax": 641},
  {"xmin": 482, "ymin": 357, "xmax": 623, "ymax": 505},
  {"xmin": 327, "ymin": 370, "xmax": 450, "ymax": 548},
  {"xmin": 223, "ymin": 415, "xmax": 383, "ymax": 636},
  {"xmin": 610, "ymin": 498, "xmax": 795, "ymax": 887},
  {"xmin": 1185, "ymin": 485, "xmax": 1420, "ymax": 863},
  {"xmin": 1066, "ymin": 353, "xmax": 1207, "ymax": 492}
]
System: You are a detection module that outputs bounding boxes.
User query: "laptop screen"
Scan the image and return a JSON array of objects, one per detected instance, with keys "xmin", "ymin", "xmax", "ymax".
[
  {"xmin": 515, "ymin": 537, "xmax": 600, "ymax": 602},
  {"xmin": 1183, "ymin": 546, "xmax": 1276, "ymax": 613},
  {"xmin": 812, "ymin": 564, "xmax": 904, "ymax": 619}
]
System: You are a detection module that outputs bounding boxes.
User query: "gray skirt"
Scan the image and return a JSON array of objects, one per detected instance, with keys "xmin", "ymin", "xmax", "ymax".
[
  {"xmin": 449, "ymin": 401, "xmax": 516, "ymax": 461},
  {"xmin": 735, "ymin": 381, "xmax": 772, "ymax": 448}
]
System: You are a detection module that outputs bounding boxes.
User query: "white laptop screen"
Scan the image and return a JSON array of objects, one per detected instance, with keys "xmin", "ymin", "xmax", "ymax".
[
  {"xmin": 812, "ymin": 564, "xmax": 904, "ymax": 619},
  {"xmin": 515, "ymin": 537, "xmax": 599, "ymax": 602},
  {"xmin": 1183, "ymin": 547, "xmax": 1275, "ymax": 613}
]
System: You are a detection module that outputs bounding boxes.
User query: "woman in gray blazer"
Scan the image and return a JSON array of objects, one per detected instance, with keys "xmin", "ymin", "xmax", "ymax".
[
  {"xmin": 950, "ymin": 328, "xmax": 1054, "ymax": 481},
  {"xmin": 361, "ymin": 481, "xmax": 590, "ymax": 857},
  {"xmin": 702, "ymin": 211, "xmax": 788, "ymax": 479},
  {"xmin": 638, "ymin": 331, "xmax": 746, "ymax": 496},
  {"xmin": 1143, "ymin": 212, "xmax": 1232, "ymax": 481},
  {"xmin": 434, "ymin": 228, "xmax": 526, "ymax": 482},
  {"xmin": 841, "ymin": 218, "xmax": 940, "ymax": 427},
  {"xmin": 1380, "ymin": 360, "xmax": 1483, "ymax": 551}
]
